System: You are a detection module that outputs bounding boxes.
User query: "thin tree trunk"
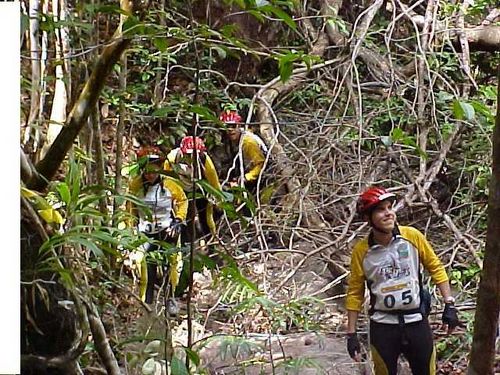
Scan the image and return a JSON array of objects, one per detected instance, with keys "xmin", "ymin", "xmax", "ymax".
[
  {"xmin": 41, "ymin": 0, "xmax": 69, "ymax": 159},
  {"xmin": 24, "ymin": 0, "xmax": 41, "ymax": 149},
  {"xmin": 416, "ymin": 0, "xmax": 435, "ymax": 179},
  {"xmin": 467, "ymin": 66, "xmax": 500, "ymax": 375},
  {"xmin": 113, "ymin": 53, "xmax": 127, "ymax": 209},
  {"xmin": 92, "ymin": 104, "xmax": 107, "ymax": 214}
]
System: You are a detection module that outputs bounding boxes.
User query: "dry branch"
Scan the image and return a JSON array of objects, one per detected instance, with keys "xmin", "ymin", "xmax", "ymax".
[{"xmin": 255, "ymin": 28, "xmax": 330, "ymax": 228}]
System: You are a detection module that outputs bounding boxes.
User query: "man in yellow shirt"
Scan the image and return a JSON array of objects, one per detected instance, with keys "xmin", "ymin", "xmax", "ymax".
[
  {"xmin": 219, "ymin": 108, "xmax": 268, "ymax": 193},
  {"xmin": 165, "ymin": 136, "xmax": 221, "ymax": 238},
  {"xmin": 127, "ymin": 145, "xmax": 187, "ymax": 304},
  {"xmin": 346, "ymin": 187, "xmax": 459, "ymax": 375}
]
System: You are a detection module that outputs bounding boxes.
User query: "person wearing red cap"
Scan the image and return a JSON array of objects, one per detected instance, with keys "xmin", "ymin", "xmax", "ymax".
[
  {"xmin": 345, "ymin": 187, "xmax": 459, "ymax": 374},
  {"xmin": 165, "ymin": 136, "xmax": 221, "ymax": 238},
  {"xmin": 219, "ymin": 107, "xmax": 268, "ymax": 192},
  {"xmin": 126, "ymin": 145, "xmax": 188, "ymax": 305}
]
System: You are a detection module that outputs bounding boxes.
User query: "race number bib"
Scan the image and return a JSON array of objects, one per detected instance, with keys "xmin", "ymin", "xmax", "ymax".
[{"xmin": 376, "ymin": 280, "xmax": 420, "ymax": 311}]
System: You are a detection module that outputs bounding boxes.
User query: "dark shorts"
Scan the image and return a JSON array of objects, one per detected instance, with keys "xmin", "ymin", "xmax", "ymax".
[{"xmin": 370, "ymin": 318, "xmax": 435, "ymax": 375}]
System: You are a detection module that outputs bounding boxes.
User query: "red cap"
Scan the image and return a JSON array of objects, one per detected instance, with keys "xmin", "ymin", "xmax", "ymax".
[
  {"xmin": 219, "ymin": 110, "xmax": 242, "ymax": 124},
  {"xmin": 357, "ymin": 187, "xmax": 396, "ymax": 214},
  {"xmin": 180, "ymin": 136, "xmax": 207, "ymax": 154}
]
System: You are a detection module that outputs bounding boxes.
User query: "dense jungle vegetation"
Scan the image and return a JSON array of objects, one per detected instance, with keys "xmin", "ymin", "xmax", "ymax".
[{"xmin": 20, "ymin": 0, "xmax": 499, "ymax": 374}]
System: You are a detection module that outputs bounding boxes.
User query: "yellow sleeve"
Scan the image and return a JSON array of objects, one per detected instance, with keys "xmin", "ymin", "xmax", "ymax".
[
  {"xmin": 401, "ymin": 226, "xmax": 449, "ymax": 285},
  {"xmin": 126, "ymin": 176, "xmax": 143, "ymax": 227},
  {"xmin": 242, "ymin": 134, "xmax": 266, "ymax": 182},
  {"xmin": 203, "ymin": 155, "xmax": 220, "ymax": 236},
  {"xmin": 204, "ymin": 154, "xmax": 221, "ymax": 191},
  {"xmin": 163, "ymin": 177, "xmax": 188, "ymax": 221},
  {"xmin": 345, "ymin": 239, "xmax": 369, "ymax": 312}
]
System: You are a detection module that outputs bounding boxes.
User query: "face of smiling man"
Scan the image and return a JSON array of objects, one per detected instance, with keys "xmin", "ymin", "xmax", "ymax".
[{"xmin": 368, "ymin": 199, "xmax": 396, "ymax": 234}]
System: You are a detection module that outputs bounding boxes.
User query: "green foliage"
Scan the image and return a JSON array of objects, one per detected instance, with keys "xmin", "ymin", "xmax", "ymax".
[
  {"xmin": 277, "ymin": 50, "xmax": 321, "ymax": 82},
  {"xmin": 217, "ymin": 261, "xmax": 260, "ymax": 304},
  {"xmin": 235, "ymin": 296, "xmax": 325, "ymax": 333},
  {"xmin": 450, "ymin": 265, "xmax": 481, "ymax": 289},
  {"xmin": 452, "ymin": 100, "xmax": 475, "ymax": 121},
  {"xmin": 436, "ymin": 311, "xmax": 475, "ymax": 360}
]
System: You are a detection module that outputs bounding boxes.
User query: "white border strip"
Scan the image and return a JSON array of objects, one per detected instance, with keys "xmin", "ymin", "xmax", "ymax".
[{"xmin": 1, "ymin": 1, "xmax": 20, "ymax": 373}]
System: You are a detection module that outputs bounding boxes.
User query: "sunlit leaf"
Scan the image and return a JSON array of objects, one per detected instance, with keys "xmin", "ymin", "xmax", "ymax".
[{"xmin": 38, "ymin": 208, "xmax": 65, "ymax": 225}]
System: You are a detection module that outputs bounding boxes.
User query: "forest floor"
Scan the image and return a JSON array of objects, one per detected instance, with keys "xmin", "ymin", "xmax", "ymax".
[{"xmin": 106, "ymin": 240, "xmax": 497, "ymax": 375}]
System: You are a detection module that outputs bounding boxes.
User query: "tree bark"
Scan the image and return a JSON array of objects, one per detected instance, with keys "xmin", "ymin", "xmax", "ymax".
[
  {"xmin": 41, "ymin": 0, "xmax": 69, "ymax": 159},
  {"xmin": 26, "ymin": 0, "xmax": 143, "ymax": 191},
  {"xmin": 23, "ymin": 0, "xmax": 41, "ymax": 151},
  {"xmin": 467, "ymin": 66, "xmax": 500, "ymax": 375}
]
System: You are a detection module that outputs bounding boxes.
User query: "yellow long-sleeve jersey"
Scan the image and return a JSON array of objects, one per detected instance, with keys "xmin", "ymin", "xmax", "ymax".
[
  {"xmin": 126, "ymin": 175, "xmax": 188, "ymax": 229},
  {"xmin": 164, "ymin": 149, "xmax": 221, "ymax": 235},
  {"xmin": 346, "ymin": 226, "xmax": 449, "ymax": 324},
  {"xmin": 240, "ymin": 131, "xmax": 267, "ymax": 182}
]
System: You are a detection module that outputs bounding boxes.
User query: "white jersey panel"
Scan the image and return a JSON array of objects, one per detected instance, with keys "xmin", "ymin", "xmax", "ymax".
[
  {"xmin": 363, "ymin": 236, "xmax": 423, "ymax": 324},
  {"xmin": 138, "ymin": 183, "xmax": 173, "ymax": 234}
]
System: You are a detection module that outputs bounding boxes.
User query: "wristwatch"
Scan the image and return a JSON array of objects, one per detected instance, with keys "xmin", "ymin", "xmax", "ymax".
[{"xmin": 444, "ymin": 296, "xmax": 455, "ymax": 304}]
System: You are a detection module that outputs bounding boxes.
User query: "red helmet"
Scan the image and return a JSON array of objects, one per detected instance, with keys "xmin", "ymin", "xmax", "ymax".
[
  {"xmin": 180, "ymin": 136, "xmax": 207, "ymax": 155},
  {"xmin": 219, "ymin": 109, "xmax": 242, "ymax": 124},
  {"xmin": 357, "ymin": 187, "xmax": 396, "ymax": 214},
  {"xmin": 136, "ymin": 145, "xmax": 164, "ymax": 162}
]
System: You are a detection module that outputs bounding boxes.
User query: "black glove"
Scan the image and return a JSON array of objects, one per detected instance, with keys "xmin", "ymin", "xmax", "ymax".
[
  {"xmin": 167, "ymin": 218, "xmax": 184, "ymax": 237},
  {"xmin": 347, "ymin": 333, "xmax": 360, "ymax": 359},
  {"xmin": 442, "ymin": 303, "xmax": 460, "ymax": 329}
]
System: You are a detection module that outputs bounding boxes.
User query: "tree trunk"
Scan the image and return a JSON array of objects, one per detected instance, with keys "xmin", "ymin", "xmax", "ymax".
[
  {"xmin": 23, "ymin": 0, "xmax": 41, "ymax": 150},
  {"xmin": 467, "ymin": 66, "xmax": 500, "ymax": 375},
  {"xmin": 26, "ymin": 0, "xmax": 144, "ymax": 191},
  {"xmin": 41, "ymin": 0, "xmax": 69, "ymax": 160}
]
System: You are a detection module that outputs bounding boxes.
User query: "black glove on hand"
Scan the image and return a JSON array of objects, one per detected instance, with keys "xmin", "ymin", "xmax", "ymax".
[
  {"xmin": 168, "ymin": 218, "xmax": 184, "ymax": 237},
  {"xmin": 442, "ymin": 303, "xmax": 460, "ymax": 329},
  {"xmin": 347, "ymin": 333, "xmax": 360, "ymax": 359}
]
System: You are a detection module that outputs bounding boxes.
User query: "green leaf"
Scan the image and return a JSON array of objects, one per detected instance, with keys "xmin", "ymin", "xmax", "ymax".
[
  {"xmin": 279, "ymin": 60, "xmax": 293, "ymax": 82},
  {"xmin": 184, "ymin": 348, "xmax": 200, "ymax": 366},
  {"xmin": 247, "ymin": 9, "xmax": 265, "ymax": 23},
  {"xmin": 170, "ymin": 357, "xmax": 189, "ymax": 375},
  {"xmin": 190, "ymin": 105, "xmax": 218, "ymax": 122},
  {"xmin": 452, "ymin": 100, "xmax": 475, "ymax": 121},
  {"xmin": 152, "ymin": 106, "xmax": 172, "ymax": 117},
  {"xmin": 391, "ymin": 128, "xmax": 404, "ymax": 141},
  {"xmin": 153, "ymin": 38, "xmax": 168, "ymax": 52},
  {"xmin": 56, "ymin": 182, "xmax": 71, "ymax": 206},
  {"xmin": 261, "ymin": 5, "xmax": 297, "ymax": 30},
  {"xmin": 196, "ymin": 180, "xmax": 233, "ymax": 202}
]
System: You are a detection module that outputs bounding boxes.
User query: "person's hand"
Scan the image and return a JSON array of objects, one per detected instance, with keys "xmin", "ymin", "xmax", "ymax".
[
  {"xmin": 442, "ymin": 303, "xmax": 460, "ymax": 334},
  {"xmin": 166, "ymin": 218, "xmax": 184, "ymax": 237},
  {"xmin": 347, "ymin": 333, "xmax": 361, "ymax": 361}
]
